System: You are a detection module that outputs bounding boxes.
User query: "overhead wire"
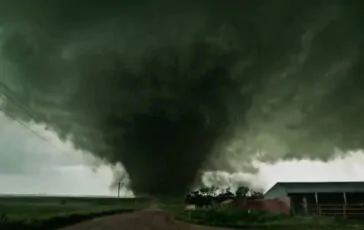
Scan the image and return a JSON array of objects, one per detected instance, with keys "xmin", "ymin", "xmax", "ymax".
[
  {"xmin": 3, "ymin": 112, "xmax": 49, "ymax": 141},
  {"xmin": 0, "ymin": 80, "xmax": 37, "ymax": 120},
  {"xmin": 0, "ymin": 78, "xmax": 69, "ymax": 151},
  {"xmin": 0, "ymin": 34, "xmax": 69, "ymax": 151}
]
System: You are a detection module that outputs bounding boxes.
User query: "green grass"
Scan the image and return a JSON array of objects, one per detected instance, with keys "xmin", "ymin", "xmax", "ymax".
[{"xmin": 0, "ymin": 196, "xmax": 150, "ymax": 229}]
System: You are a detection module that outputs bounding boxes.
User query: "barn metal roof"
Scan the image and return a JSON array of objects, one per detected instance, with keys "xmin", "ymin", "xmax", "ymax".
[{"xmin": 265, "ymin": 181, "xmax": 364, "ymax": 196}]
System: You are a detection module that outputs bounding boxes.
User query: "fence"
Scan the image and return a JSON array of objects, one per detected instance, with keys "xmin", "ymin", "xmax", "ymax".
[{"xmin": 305, "ymin": 204, "xmax": 364, "ymax": 218}]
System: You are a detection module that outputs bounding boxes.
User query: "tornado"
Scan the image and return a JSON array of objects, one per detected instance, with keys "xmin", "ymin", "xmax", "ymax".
[{"xmin": 0, "ymin": 0, "xmax": 364, "ymax": 196}]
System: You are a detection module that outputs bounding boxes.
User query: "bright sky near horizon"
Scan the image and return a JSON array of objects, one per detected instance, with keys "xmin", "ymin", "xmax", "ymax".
[{"xmin": 1, "ymin": 111, "xmax": 364, "ymax": 196}]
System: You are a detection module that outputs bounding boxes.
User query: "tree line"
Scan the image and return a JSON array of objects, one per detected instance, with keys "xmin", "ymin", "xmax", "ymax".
[{"xmin": 184, "ymin": 186, "xmax": 264, "ymax": 208}]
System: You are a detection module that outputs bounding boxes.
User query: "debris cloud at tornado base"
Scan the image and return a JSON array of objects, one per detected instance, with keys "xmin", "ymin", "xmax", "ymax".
[{"xmin": 0, "ymin": 0, "xmax": 364, "ymax": 196}]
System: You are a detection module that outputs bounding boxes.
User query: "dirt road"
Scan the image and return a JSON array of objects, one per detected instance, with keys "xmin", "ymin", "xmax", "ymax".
[{"xmin": 59, "ymin": 204, "xmax": 236, "ymax": 230}]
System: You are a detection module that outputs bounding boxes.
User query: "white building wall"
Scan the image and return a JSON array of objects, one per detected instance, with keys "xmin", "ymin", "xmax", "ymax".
[{"xmin": 264, "ymin": 184, "xmax": 288, "ymax": 199}]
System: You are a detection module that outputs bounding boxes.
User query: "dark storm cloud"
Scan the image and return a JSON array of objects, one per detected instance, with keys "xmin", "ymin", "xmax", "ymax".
[{"xmin": 0, "ymin": 0, "xmax": 363, "ymax": 195}]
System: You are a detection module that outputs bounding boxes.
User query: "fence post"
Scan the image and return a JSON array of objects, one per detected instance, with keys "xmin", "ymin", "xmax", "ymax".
[
  {"xmin": 302, "ymin": 197, "xmax": 308, "ymax": 215},
  {"xmin": 343, "ymin": 192, "xmax": 347, "ymax": 218},
  {"xmin": 117, "ymin": 181, "xmax": 121, "ymax": 199},
  {"xmin": 314, "ymin": 192, "xmax": 319, "ymax": 215}
]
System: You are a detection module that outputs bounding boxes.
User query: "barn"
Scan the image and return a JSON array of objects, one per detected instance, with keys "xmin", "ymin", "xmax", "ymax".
[{"xmin": 264, "ymin": 182, "xmax": 364, "ymax": 217}]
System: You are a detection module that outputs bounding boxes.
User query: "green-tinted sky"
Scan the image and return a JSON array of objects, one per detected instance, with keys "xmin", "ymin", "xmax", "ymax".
[{"xmin": 0, "ymin": 0, "xmax": 364, "ymax": 196}]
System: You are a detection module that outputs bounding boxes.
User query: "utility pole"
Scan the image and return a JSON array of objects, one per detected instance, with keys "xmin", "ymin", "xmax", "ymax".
[{"xmin": 117, "ymin": 181, "xmax": 121, "ymax": 199}]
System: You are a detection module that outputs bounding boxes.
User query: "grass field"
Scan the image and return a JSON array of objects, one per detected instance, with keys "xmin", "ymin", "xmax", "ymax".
[{"xmin": 0, "ymin": 195, "xmax": 150, "ymax": 229}]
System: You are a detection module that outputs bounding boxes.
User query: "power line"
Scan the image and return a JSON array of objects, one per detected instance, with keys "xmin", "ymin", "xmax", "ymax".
[
  {"xmin": 4, "ymin": 112, "xmax": 48, "ymax": 141},
  {"xmin": 0, "ymin": 80, "xmax": 38, "ymax": 120},
  {"xmin": 4, "ymin": 111, "xmax": 67, "ymax": 150},
  {"xmin": 0, "ymin": 55, "xmax": 69, "ymax": 150},
  {"xmin": 0, "ymin": 80, "xmax": 67, "ymax": 150}
]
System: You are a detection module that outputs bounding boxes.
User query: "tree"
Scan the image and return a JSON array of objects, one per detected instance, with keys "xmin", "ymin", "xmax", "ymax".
[
  {"xmin": 185, "ymin": 186, "xmax": 265, "ymax": 207},
  {"xmin": 249, "ymin": 190, "xmax": 264, "ymax": 199},
  {"xmin": 198, "ymin": 186, "xmax": 215, "ymax": 196},
  {"xmin": 235, "ymin": 186, "xmax": 250, "ymax": 198}
]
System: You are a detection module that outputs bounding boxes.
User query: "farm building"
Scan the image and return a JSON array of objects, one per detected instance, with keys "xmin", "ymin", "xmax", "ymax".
[{"xmin": 264, "ymin": 182, "xmax": 364, "ymax": 217}]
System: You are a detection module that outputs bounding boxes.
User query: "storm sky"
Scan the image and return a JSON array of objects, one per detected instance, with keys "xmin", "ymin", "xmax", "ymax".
[
  {"xmin": 0, "ymin": 112, "xmax": 133, "ymax": 196},
  {"xmin": 0, "ymin": 0, "xmax": 364, "ymax": 196},
  {"xmin": 2, "ymin": 112, "xmax": 364, "ymax": 196}
]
